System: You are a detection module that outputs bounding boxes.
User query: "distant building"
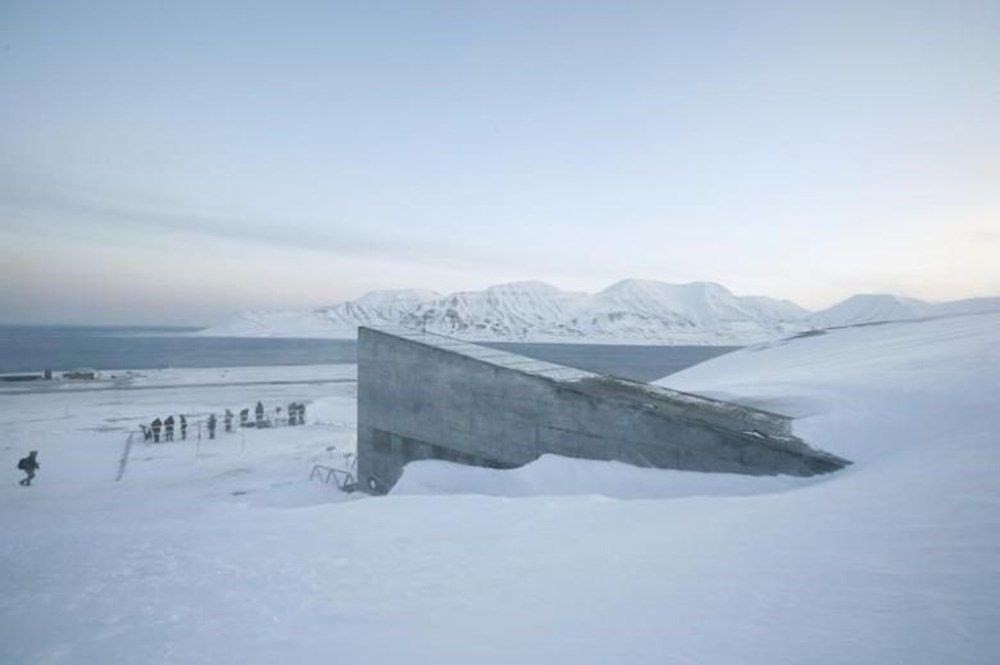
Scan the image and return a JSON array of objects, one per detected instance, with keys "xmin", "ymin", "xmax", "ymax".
[{"xmin": 63, "ymin": 368, "xmax": 98, "ymax": 380}]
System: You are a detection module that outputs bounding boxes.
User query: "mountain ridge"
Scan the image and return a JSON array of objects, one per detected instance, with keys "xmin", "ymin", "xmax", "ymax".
[{"xmin": 199, "ymin": 280, "xmax": 1000, "ymax": 345}]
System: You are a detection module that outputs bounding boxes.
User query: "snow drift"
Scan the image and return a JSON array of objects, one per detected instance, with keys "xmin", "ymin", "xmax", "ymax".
[{"xmin": 393, "ymin": 454, "xmax": 817, "ymax": 499}]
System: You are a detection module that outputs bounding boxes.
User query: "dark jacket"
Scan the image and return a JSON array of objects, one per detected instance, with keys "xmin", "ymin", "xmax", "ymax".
[{"xmin": 17, "ymin": 453, "xmax": 39, "ymax": 472}]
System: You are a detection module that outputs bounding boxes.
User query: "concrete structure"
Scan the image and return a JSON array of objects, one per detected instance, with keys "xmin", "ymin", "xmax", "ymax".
[{"xmin": 356, "ymin": 326, "xmax": 849, "ymax": 494}]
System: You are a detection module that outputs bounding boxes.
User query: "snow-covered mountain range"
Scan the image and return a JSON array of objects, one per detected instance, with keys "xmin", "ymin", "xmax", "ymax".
[{"xmin": 199, "ymin": 279, "xmax": 1000, "ymax": 345}]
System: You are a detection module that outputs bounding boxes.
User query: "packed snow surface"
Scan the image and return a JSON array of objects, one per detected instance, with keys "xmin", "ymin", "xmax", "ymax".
[
  {"xmin": 3, "ymin": 312, "xmax": 999, "ymax": 663},
  {"xmin": 200, "ymin": 278, "xmax": 1000, "ymax": 344}
]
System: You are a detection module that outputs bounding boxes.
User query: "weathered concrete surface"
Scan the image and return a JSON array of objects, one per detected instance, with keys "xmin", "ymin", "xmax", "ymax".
[{"xmin": 356, "ymin": 326, "xmax": 849, "ymax": 493}]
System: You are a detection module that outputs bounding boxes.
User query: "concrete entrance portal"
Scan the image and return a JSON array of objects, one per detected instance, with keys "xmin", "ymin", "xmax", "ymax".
[{"xmin": 356, "ymin": 327, "xmax": 849, "ymax": 494}]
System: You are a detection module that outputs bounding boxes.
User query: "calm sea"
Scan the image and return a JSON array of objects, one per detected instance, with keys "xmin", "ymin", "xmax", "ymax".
[{"xmin": 0, "ymin": 325, "xmax": 738, "ymax": 382}]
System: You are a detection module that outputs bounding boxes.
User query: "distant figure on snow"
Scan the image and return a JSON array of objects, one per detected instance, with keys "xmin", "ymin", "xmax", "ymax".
[
  {"xmin": 179, "ymin": 415, "xmax": 187, "ymax": 440},
  {"xmin": 255, "ymin": 401, "xmax": 265, "ymax": 427},
  {"xmin": 239, "ymin": 408, "xmax": 249, "ymax": 428},
  {"xmin": 287, "ymin": 402, "xmax": 297, "ymax": 426},
  {"xmin": 151, "ymin": 417, "xmax": 162, "ymax": 443},
  {"xmin": 17, "ymin": 451, "xmax": 40, "ymax": 486},
  {"xmin": 140, "ymin": 424, "xmax": 152, "ymax": 442},
  {"xmin": 207, "ymin": 413, "xmax": 217, "ymax": 440},
  {"xmin": 164, "ymin": 415, "xmax": 175, "ymax": 442},
  {"xmin": 297, "ymin": 402, "xmax": 306, "ymax": 426},
  {"xmin": 224, "ymin": 409, "xmax": 234, "ymax": 433}
]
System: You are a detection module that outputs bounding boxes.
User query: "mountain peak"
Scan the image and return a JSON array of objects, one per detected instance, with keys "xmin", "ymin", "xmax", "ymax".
[
  {"xmin": 483, "ymin": 280, "xmax": 564, "ymax": 294},
  {"xmin": 601, "ymin": 278, "xmax": 732, "ymax": 296},
  {"xmin": 352, "ymin": 288, "xmax": 440, "ymax": 308}
]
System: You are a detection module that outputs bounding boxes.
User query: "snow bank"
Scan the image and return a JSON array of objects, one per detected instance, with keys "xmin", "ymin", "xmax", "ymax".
[
  {"xmin": 656, "ymin": 311, "xmax": 1000, "ymax": 464},
  {"xmin": 393, "ymin": 453, "xmax": 816, "ymax": 499}
]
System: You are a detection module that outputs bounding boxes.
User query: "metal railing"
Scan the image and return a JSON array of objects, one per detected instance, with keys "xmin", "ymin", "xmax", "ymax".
[{"xmin": 309, "ymin": 463, "xmax": 357, "ymax": 492}]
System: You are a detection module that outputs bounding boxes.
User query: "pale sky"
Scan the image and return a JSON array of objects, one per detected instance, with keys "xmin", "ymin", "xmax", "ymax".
[{"xmin": 1, "ymin": 1, "xmax": 998, "ymax": 325}]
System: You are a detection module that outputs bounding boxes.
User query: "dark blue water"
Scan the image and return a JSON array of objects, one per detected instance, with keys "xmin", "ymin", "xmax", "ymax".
[
  {"xmin": 0, "ymin": 326, "xmax": 357, "ymax": 373},
  {"xmin": 0, "ymin": 326, "xmax": 739, "ymax": 382},
  {"xmin": 484, "ymin": 342, "xmax": 739, "ymax": 382}
]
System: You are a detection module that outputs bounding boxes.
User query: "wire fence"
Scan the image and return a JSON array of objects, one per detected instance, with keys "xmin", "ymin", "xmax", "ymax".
[{"xmin": 115, "ymin": 404, "xmax": 311, "ymax": 482}]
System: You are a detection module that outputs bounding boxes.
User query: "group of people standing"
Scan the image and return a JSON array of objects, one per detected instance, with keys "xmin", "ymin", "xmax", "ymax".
[
  {"xmin": 286, "ymin": 402, "xmax": 307, "ymax": 427},
  {"xmin": 143, "ymin": 415, "xmax": 188, "ymax": 443},
  {"xmin": 16, "ymin": 401, "xmax": 310, "ymax": 488},
  {"xmin": 140, "ymin": 401, "xmax": 307, "ymax": 443},
  {"xmin": 236, "ymin": 401, "xmax": 306, "ymax": 429}
]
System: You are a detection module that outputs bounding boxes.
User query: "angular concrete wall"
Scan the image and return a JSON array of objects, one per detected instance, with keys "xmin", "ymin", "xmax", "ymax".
[{"xmin": 356, "ymin": 326, "xmax": 849, "ymax": 493}]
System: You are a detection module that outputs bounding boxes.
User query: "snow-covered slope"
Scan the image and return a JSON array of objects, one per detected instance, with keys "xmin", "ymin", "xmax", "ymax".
[
  {"xmin": 807, "ymin": 293, "xmax": 931, "ymax": 328},
  {"xmin": 3, "ymin": 314, "xmax": 999, "ymax": 663},
  {"xmin": 319, "ymin": 288, "xmax": 441, "ymax": 330},
  {"xmin": 396, "ymin": 310, "xmax": 1000, "ymax": 661},
  {"xmin": 578, "ymin": 279, "xmax": 808, "ymax": 344},
  {"xmin": 656, "ymin": 311, "xmax": 1000, "ymax": 465},
  {"xmin": 199, "ymin": 289, "xmax": 440, "ymax": 338},
  {"xmin": 196, "ymin": 309, "xmax": 352, "ymax": 338},
  {"xmin": 740, "ymin": 294, "xmax": 811, "ymax": 321},
  {"xmin": 808, "ymin": 293, "xmax": 1000, "ymax": 328},
  {"xmin": 401, "ymin": 281, "xmax": 589, "ymax": 339}
]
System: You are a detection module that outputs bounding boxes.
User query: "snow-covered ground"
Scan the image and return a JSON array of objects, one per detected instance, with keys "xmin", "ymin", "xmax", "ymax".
[{"xmin": 2, "ymin": 313, "xmax": 998, "ymax": 663}]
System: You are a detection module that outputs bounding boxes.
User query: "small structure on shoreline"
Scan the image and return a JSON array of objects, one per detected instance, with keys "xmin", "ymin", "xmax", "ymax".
[{"xmin": 63, "ymin": 368, "xmax": 98, "ymax": 380}]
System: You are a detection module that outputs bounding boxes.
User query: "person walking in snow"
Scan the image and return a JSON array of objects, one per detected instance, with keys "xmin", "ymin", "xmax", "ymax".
[
  {"xmin": 296, "ymin": 402, "xmax": 306, "ymax": 426},
  {"xmin": 239, "ymin": 408, "xmax": 249, "ymax": 428},
  {"xmin": 223, "ymin": 409, "xmax": 233, "ymax": 433},
  {"xmin": 255, "ymin": 401, "xmax": 265, "ymax": 427},
  {"xmin": 151, "ymin": 417, "xmax": 162, "ymax": 443},
  {"xmin": 287, "ymin": 402, "xmax": 297, "ymax": 426},
  {"xmin": 164, "ymin": 415, "xmax": 175, "ymax": 442},
  {"xmin": 17, "ymin": 451, "xmax": 39, "ymax": 486},
  {"xmin": 207, "ymin": 413, "xmax": 217, "ymax": 440},
  {"xmin": 179, "ymin": 415, "xmax": 188, "ymax": 440},
  {"xmin": 140, "ymin": 424, "xmax": 152, "ymax": 442}
]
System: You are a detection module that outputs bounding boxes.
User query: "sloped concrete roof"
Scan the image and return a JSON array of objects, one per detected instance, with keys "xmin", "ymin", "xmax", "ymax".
[{"xmin": 365, "ymin": 326, "xmax": 796, "ymax": 439}]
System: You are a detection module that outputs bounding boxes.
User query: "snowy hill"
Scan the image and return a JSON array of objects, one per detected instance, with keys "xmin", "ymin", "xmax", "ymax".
[
  {"xmin": 196, "ymin": 309, "xmax": 353, "ymax": 338},
  {"xmin": 199, "ymin": 289, "xmax": 440, "ymax": 338},
  {"xmin": 199, "ymin": 280, "xmax": 1000, "ymax": 345},
  {"xmin": 401, "ymin": 281, "xmax": 590, "ymax": 340},
  {"xmin": 579, "ymin": 279, "xmax": 808, "ymax": 344},
  {"xmin": 319, "ymin": 288, "xmax": 441, "ymax": 331},
  {"xmin": 807, "ymin": 293, "xmax": 931, "ymax": 328},
  {"xmin": 808, "ymin": 293, "xmax": 1000, "ymax": 328}
]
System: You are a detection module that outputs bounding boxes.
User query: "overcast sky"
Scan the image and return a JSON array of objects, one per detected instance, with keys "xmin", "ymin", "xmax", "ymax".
[{"xmin": 1, "ymin": 1, "xmax": 998, "ymax": 325}]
